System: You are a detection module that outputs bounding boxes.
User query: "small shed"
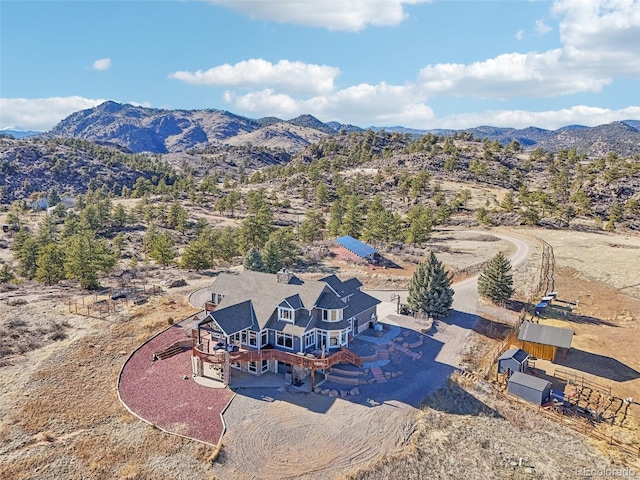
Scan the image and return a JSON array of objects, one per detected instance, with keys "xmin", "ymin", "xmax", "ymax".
[
  {"xmin": 335, "ymin": 235, "xmax": 378, "ymax": 263},
  {"xmin": 497, "ymin": 348, "xmax": 529, "ymax": 375},
  {"xmin": 518, "ymin": 322, "xmax": 573, "ymax": 361},
  {"xmin": 507, "ymin": 371, "xmax": 552, "ymax": 405}
]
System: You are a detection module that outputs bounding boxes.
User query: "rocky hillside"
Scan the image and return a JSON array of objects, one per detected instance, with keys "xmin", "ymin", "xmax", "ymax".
[
  {"xmin": 0, "ymin": 136, "xmax": 176, "ymax": 204},
  {"xmin": 48, "ymin": 102, "xmax": 334, "ymax": 154},
  {"xmin": 48, "ymin": 102, "xmax": 640, "ymax": 157},
  {"xmin": 534, "ymin": 121, "xmax": 640, "ymax": 157}
]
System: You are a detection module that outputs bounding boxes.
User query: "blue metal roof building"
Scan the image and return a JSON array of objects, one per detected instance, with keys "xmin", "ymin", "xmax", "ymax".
[{"xmin": 335, "ymin": 235, "xmax": 377, "ymax": 259}]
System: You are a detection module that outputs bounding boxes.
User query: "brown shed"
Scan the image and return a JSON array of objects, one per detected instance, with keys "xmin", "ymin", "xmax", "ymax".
[{"xmin": 517, "ymin": 322, "xmax": 573, "ymax": 361}]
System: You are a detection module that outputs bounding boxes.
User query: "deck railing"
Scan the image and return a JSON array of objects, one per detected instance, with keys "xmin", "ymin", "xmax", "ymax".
[{"xmin": 193, "ymin": 344, "xmax": 362, "ymax": 370}]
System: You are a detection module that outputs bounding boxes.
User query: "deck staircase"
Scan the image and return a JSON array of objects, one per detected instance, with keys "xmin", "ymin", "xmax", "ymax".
[{"xmin": 154, "ymin": 340, "xmax": 191, "ymax": 360}]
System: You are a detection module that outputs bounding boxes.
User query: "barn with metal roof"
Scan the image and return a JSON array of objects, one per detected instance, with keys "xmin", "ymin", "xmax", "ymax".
[{"xmin": 518, "ymin": 322, "xmax": 574, "ymax": 361}]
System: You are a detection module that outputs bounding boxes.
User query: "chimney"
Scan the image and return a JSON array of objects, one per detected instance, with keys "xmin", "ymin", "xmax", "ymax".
[{"xmin": 276, "ymin": 269, "xmax": 294, "ymax": 284}]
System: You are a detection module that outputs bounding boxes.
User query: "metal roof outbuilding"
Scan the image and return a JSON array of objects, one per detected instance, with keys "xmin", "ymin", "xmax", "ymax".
[{"xmin": 335, "ymin": 235, "xmax": 376, "ymax": 259}]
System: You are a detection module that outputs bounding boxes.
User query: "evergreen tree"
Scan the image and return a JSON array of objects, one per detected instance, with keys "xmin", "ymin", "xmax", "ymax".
[
  {"xmin": 181, "ymin": 236, "xmax": 212, "ymax": 271},
  {"xmin": 405, "ymin": 204, "xmax": 433, "ymax": 246},
  {"xmin": 298, "ymin": 209, "xmax": 325, "ymax": 243},
  {"xmin": 112, "ymin": 204, "xmax": 129, "ymax": 229},
  {"xmin": 214, "ymin": 227, "xmax": 239, "ymax": 263},
  {"xmin": 263, "ymin": 227, "xmax": 298, "ymax": 268},
  {"xmin": 243, "ymin": 246, "xmax": 266, "ymax": 272},
  {"xmin": 262, "ymin": 242, "xmax": 283, "ymax": 273},
  {"xmin": 407, "ymin": 252, "xmax": 454, "ymax": 319},
  {"xmin": 35, "ymin": 243, "xmax": 66, "ymax": 285},
  {"xmin": 12, "ymin": 230, "xmax": 40, "ymax": 279},
  {"xmin": 327, "ymin": 198, "xmax": 346, "ymax": 237},
  {"xmin": 0, "ymin": 263, "xmax": 15, "ymax": 284},
  {"xmin": 477, "ymin": 252, "xmax": 515, "ymax": 305},
  {"xmin": 149, "ymin": 232, "xmax": 176, "ymax": 266},
  {"xmin": 64, "ymin": 231, "xmax": 117, "ymax": 289},
  {"xmin": 341, "ymin": 194, "xmax": 364, "ymax": 238},
  {"xmin": 167, "ymin": 201, "xmax": 188, "ymax": 233}
]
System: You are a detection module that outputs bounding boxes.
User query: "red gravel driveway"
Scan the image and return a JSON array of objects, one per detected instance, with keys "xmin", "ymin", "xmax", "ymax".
[{"xmin": 118, "ymin": 325, "xmax": 234, "ymax": 444}]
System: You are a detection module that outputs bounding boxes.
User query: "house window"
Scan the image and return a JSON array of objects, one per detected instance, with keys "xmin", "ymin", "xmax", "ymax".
[
  {"xmin": 261, "ymin": 330, "xmax": 268, "ymax": 347},
  {"xmin": 261, "ymin": 360, "xmax": 269, "ymax": 373},
  {"xmin": 304, "ymin": 331, "xmax": 315, "ymax": 349},
  {"xmin": 278, "ymin": 307, "xmax": 294, "ymax": 323},
  {"xmin": 248, "ymin": 361, "xmax": 257, "ymax": 373},
  {"xmin": 241, "ymin": 331, "xmax": 248, "ymax": 344},
  {"xmin": 322, "ymin": 309, "xmax": 343, "ymax": 322},
  {"xmin": 275, "ymin": 332, "xmax": 294, "ymax": 350},
  {"xmin": 248, "ymin": 331, "xmax": 257, "ymax": 347}
]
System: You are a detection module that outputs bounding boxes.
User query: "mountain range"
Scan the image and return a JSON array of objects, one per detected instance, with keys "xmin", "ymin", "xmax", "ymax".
[{"xmin": 8, "ymin": 101, "xmax": 640, "ymax": 157}]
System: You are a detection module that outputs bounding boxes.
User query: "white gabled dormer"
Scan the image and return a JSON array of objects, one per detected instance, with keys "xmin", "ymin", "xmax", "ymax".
[{"xmin": 277, "ymin": 299, "xmax": 295, "ymax": 323}]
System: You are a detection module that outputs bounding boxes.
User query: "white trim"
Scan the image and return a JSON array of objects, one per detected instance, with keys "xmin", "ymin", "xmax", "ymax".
[
  {"xmin": 321, "ymin": 308, "xmax": 343, "ymax": 322},
  {"xmin": 275, "ymin": 331, "xmax": 294, "ymax": 350},
  {"xmin": 278, "ymin": 306, "xmax": 294, "ymax": 323}
]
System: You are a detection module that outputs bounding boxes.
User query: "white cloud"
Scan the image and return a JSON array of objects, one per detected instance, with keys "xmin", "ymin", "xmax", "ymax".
[
  {"xmin": 415, "ymin": 0, "xmax": 640, "ymax": 99},
  {"xmin": 223, "ymin": 83, "xmax": 434, "ymax": 127},
  {"xmin": 206, "ymin": 0, "xmax": 429, "ymax": 31},
  {"xmin": 435, "ymin": 105, "xmax": 640, "ymax": 130},
  {"xmin": 418, "ymin": 50, "xmax": 612, "ymax": 98},
  {"xmin": 91, "ymin": 58, "xmax": 112, "ymax": 71},
  {"xmin": 515, "ymin": 29, "xmax": 525, "ymax": 40},
  {"xmin": 169, "ymin": 59, "xmax": 339, "ymax": 95},
  {"xmin": 552, "ymin": 0, "xmax": 640, "ymax": 75},
  {"xmin": 0, "ymin": 96, "xmax": 107, "ymax": 131},
  {"xmin": 535, "ymin": 19, "xmax": 552, "ymax": 36}
]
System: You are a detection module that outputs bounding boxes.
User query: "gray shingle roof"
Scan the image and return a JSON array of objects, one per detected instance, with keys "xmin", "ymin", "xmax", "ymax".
[
  {"xmin": 319, "ymin": 274, "xmax": 362, "ymax": 297},
  {"xmin": 509, "ymin": 371, "xmax": 551, "ymax": 391},
  {"xmin": 344, "ymin": 290, "xmax": 381, "ymax": 319},
  {"xmin": 207, "ymin": 270, "xmax": 379, "ymax": 337},
  {"xmin": 316, "ymin": 291, "xmax": 348, "ymax": 310},
  {"xmin": 518, "ymin": 322, "xmax": 574, "ymax": 349},
  {"xmin": 209, "ymin": 300, "xmax": 254, "ymax": 335},
  {"xmin": 209, "ymin": 271, "xmax": 327, "ymax": 329},
  {"xmin": 498, "ymin": 348, "xmax": 529, "ymax": 364}
]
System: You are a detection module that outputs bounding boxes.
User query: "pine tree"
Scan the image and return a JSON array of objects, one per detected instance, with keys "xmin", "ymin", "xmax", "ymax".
[
  {"xmin": 181, "ymin": 237, "xmax": 212, "ymax": 271},
  {"xmin": 477, "ymin": 252, "xmax": 515, "ymax": 304},
  {"xmin": 243, "ymin": 246, "xmax": 266, "ymax": 272},
  {"xmin": 262, "ymin": 242, "xmax": 283, "ymax": 273},
  {"xmin": 35, "ymin": 243, "xmax": 66, "ymax": 285},
  {"xmin": 149, "ymin": 232, "xmax": 176, "ymax": 266},
  {"xmin": 64, "ymin": 231, "xmax": 117, "ymax": 289},
  {"xmin": 214, "ymin": 227, "xmax": 239, "ymax": 263},
  {"xmin": 0, "ymin": 263, "xmax": 15, "ymax": 284},
  {"xmin": 407, "ymin": 252, "xmax": 454, "ymax": 318}
]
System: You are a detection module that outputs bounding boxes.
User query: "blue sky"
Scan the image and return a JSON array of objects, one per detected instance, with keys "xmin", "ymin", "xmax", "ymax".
[{"xmin": 1, "ymin": 0, "xmax": 639, "ymax": 131}]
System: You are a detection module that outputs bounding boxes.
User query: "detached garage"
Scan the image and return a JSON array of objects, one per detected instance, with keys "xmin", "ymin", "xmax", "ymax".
[{"xmin": 507, "ymin": 371, "xmax": 552, "ymax": 405}]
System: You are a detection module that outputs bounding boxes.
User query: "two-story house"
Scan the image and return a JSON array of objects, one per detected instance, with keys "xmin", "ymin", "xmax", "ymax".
[{"xmin": 191, "ymin": 270, "xmax": 380, "ymax": 386}]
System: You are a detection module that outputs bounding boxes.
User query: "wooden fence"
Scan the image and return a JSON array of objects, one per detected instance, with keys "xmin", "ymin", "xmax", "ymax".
[{"xmin": 496, "ymin": 389, "xmax": 640, "ymax": 459}]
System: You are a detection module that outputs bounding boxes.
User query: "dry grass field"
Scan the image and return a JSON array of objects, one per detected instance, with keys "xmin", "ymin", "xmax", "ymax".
[{"xmin": 1, "ymin": 224, "xmax": 639, "ymax": 479}]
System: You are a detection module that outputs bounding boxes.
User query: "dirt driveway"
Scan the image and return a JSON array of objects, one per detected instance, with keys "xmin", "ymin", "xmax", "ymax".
[{"xmin": 212, "ymin": 231, "xmax": 535, "ymax": 479}]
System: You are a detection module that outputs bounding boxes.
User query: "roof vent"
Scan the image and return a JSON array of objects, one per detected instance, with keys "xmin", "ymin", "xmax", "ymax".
[{"xmin": 276, "ymin": 269, "xmax": 294, "ymax": 284}]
